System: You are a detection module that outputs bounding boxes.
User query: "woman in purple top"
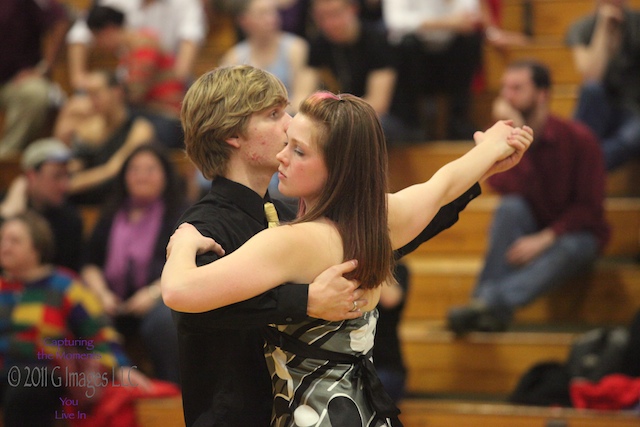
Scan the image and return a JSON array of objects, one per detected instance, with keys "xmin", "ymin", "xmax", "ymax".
[{"xmin": 81, "ymin": 144, "xmax": 187, "ymax": 384}]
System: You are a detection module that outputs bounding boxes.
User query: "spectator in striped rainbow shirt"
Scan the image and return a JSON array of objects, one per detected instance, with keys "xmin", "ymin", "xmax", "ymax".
[{"xmin": 0, "ymin": 210, "xmax": 149, "ymax": 427}]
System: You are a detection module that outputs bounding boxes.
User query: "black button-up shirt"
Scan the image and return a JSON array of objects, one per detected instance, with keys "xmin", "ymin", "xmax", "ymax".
[{"xmin": 172, "ymin": 177, "xmax": 481, "ymax": 426}]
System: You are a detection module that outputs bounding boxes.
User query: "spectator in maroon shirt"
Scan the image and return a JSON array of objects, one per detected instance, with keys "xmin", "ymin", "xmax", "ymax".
[{"xmin": 448, "ymin": 59, "xmax": 610, "ymax": 334}]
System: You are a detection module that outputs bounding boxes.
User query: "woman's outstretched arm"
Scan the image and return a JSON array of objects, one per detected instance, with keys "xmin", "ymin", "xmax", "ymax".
[{"xmin": 388, "ymin": 121, "xmax": 533, "ymax": 249}]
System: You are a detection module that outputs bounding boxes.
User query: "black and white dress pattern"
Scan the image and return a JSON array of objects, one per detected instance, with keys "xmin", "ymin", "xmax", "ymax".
[{"xmin": 264, "ymin": 309, "xmax": 394, "ymax": 427}]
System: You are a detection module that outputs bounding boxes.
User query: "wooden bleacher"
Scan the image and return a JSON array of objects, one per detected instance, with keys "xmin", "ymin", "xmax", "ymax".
[
  {"xmin": 483, "ymin": 42, "xmax": 581, "ymax": 90},
  {"xmin": 390, "ymin": 142, "xmax": 640, "ymax": 399},
  {"xmin": 472, "ymin": 0, "xmax": 640, "ymax": 130},
  {"xmin": 402, "ymin": 320, "xmax": 576, "ymax": 395},
  {"xmin": 399, "ymin": 400, "xmax": 640, "ymax": 427},
  {"xmin": 403, "ymin": 257, "xmax": 640, "ymax": 326},
  {"xmin": 390, "ymin": 3, "xmax": 640, "ymax": 422},
  {"xmin": 389, "ymin": 143, "xmax": 640, "ymax": 424},
  {"xmin": 389, "ymin": 141, "xmax": 640, "ymax": 197},
  {"xmin": 403, "ymin": 195, "xmax": 640, "ymax": 258},
  {"xmin": 137, "ymin": 396, "xmax": 185, "ymax": 427}
]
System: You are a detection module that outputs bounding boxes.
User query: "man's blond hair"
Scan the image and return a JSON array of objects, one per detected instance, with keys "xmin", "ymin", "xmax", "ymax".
[{"xmin": 181, "ymin": 65, "xmax": 288, "ymax": 179}]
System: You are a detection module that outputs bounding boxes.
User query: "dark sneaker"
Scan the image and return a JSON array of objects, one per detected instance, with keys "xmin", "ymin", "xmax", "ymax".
[
  {"xmin": 447, "ymin": 304, "xmax": 509, "ymax": 335},
  {"xmin": 475, "ymin": 310, "xmax": 508, "ymax": 332},
  {"xmin": 447, "ymin": 305, "xmax": 483, "ymax": 336}
]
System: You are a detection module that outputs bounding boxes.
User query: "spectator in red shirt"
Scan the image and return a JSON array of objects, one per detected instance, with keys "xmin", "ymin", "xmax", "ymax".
[
  {"xmin": 448, "ymin": 60, "xmax": 610, "ymax": 334},
  {"xmin": 85, "ymin": 5, "xmax": 185, "ymax": 149}
]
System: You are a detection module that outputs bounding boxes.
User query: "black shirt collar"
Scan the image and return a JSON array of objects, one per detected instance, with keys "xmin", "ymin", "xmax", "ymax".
[{"xmin": 208, "ymin": 176, "xmax": 269, "ymax": 224}]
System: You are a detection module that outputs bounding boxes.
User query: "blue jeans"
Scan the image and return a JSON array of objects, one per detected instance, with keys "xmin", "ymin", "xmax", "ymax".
[
  {"xmin": 376, "ymin": 369, "xmax": 406, "ymax": 404},
  {"xmin": 473, "ymin": 196, "xmax": 599, "ymax": 323},
  {"xmin": 574, "ymin": 82, "xmax": 640, "ymax": 171}
]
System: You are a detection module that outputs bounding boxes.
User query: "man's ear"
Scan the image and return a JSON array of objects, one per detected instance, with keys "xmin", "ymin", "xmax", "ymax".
[
  {"xmin": 538, "ymin": 89, "xmax": 550, "ymax": 106},
  {"xmin": 225, "ymin": 136, "xmax": 241, "ymax": 148}
]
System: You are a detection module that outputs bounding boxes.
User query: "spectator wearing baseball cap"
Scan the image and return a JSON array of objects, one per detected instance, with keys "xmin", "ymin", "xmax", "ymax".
[
  {"xmin": 20, "ymin": 137, "xmax": 72, "ymax": 170},
  {"xmin": 0, "ymin": 138, "xmax": 83, "ymax": 273}
]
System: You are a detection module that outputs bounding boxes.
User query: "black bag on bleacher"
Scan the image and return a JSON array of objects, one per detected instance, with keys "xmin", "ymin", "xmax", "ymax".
[
  {"xmin": 565, "ymin": 327, "xmax": 629, "ymax": 382},
  {"xmin": 508, "ymin": 361, "xmax": 573, "ymax": 407},
  {"xmin": 509, "ymin": 325, "xmax": 631, "ymax": 407},
  {"xmin": 620, "ymin": 309, "xmax": 640, "ymax": 377}
]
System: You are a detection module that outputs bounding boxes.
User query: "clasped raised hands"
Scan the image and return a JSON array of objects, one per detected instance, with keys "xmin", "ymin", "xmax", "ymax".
[{"xmin": 475, "ymin": 120, "xmax": 534, "ymax": 180}]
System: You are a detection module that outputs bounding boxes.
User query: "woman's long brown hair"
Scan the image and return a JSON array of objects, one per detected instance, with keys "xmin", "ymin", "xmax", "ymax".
[{"xmin": 294, "ymin": 92, "xmax": 394, "ymax": 289}]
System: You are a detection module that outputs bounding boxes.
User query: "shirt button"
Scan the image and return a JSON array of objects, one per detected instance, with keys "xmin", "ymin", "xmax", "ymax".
[{"xmin": 285, "ymin": 317, "xmax": 293, "ymax": 323}]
